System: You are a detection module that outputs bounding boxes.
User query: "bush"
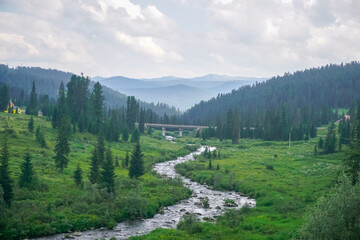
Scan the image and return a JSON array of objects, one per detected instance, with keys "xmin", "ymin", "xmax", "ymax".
[{"xmin": 177, "ymin": 214, "xmax": 203, "ymax": 234}]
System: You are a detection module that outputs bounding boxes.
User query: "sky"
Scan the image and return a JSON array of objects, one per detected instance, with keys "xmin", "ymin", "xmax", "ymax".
[{"xmin": 0, "ymin": 0, "xmax": 359, "ymax": 78}]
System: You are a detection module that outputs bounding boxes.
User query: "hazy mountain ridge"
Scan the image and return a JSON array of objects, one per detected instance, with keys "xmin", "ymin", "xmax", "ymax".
[{"xmin": 98, "ymin": 75, "xmax": 267, "ymax": 110}]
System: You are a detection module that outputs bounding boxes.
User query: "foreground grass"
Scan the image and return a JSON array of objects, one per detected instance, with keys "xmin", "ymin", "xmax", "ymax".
[
  {"xmin": 0, "ymin": 113, "xmax": 197, "ymax": 239},
  {"xmin": 132, "ymin": 128, "xmax": 345, "ymax": 240}
]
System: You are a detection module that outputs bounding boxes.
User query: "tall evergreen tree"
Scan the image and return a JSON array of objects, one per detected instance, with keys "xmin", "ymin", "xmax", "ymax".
[
  {"xmin": 89, "ymin": 146, "xmax": 100, "ymax": 184},
  {"xmin": 0, "ymin": 84, "xmax": 9, "ymax": 111},
  {"xmin": 19, "ymin": 148, "xmax": 35, "ymax": 188},
  {"xmin": 53, "ymin": 82, "xmax": 67, "ymax": 129},
  {"xmin": 122, "ymin": 127, "xmax": 129, "ymax": 142},
  {"xmin": 101, "ymin": 146, "xmax": 115, "ymax": 193},
  {"xmin": 26, "ymin": 81, "xmax": 38, "ymax": 115},
  {"xmin": 343, "ymin": 127, "xmax": 360, "ymax": 184},
  {"xmin": 324, "ymin": 122, "xmax": 337, "ymax": 154},
  {"xmin": 91, "ymin": 82, "xmax": 105, "ymax": 133},
  {"xmin": 126, "ymin": 96, "xmax": 139, "ymax": 131},
  {"xmin": 129, "ymin": 142, "xmax": 144, "ymax": 179},
  {"xmin": 232, "ymin": 108, "xmax": 240, "ymax": 144},
  {"xmin": 73, "ymin": 163, "xmax": 83, "ymax": 187},
  {"xmin": 97, "ymin": 130, "xmax": 105, "ymax": 165},
  {"xmin": 54, "ymin": 116, "xmax": 70, "ymax": 173},
  {"xmin": 215, "ymin": 115, "xmax": 223, "ymax": 141},
  {"xmin": 28, "ymin": 116, "xmax": 34, "ymax": 133},
  {"xmin": 131, "ymin": 128, "xmax": 140, "ymax": 143},
  {"xmin": 139, "ymin": 108, "xmax": 145, "ymax": 133},
  {"xmin": 0, "ymin": 134, "xmax": 13, "ymax": 205}
]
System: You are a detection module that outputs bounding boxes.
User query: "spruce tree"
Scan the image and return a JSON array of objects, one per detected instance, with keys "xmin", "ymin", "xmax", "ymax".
[
  {"xmin": 92, "ymin": 82, "xmax": 105, "ymax": 133},
  {"xmin": 343, "ymin": 128, "xmax": 360, "ymax": 184},
  {"xmin": 232, "ymin": 108, "xmax": 240, "ymax": 144},
  {"xmin": 208, "ymin": 159, "xmax": 212, "ymax": 169},
  {"xmin": 115, "ymin": 156, "xmax": 119, "ymax": 167},
  {"xmin": 97, "ymin": 130, "xmax": 105, "ymax": 165},
  {"xmin": 89, "ymin": 146, "xmax": 100, "ymax": 184},
  {"xmin": 55, "ymin": 82, "xmax": 67, "ymax": 129},
  {"xmin": 139, "ymin": 108, "xmax": 145, "ymax": 133},
  {"xmin": 324, "ymin": 122, "xmax": 336, "ymax": 154},
  {"xmin": 122, "ymin": 127, "xmax": 129, "ymax": 142},
  {"xmin": 0, "ymin": 84, "xmax": 9, "ymax": 111},
  {"xmin": 124, "ymin": 151, "xmax": 129, "ymax": 168},
  {"xmin": 19, "ymin": 148, "xmax": 35, "ymax": 188},
  {"xmin": 73, "ymin": 163, "xmax": 83, "ymax": 187},
  {"xmin": 101, "ymin": 146, "xmax": 115, "ymax": 193},
  {"xmin": 0, "ymin": 134, "xmax": 13, "ymax": 205},
  {"xmin": 27, "ymin": 81, "xmax": 38, "ymax": 115},
  {"xmin": 28, "ymin": 116, "xmax": 34, "ymax": 133},
  {"xmin": 54, "ymin": 116, "xmax": 70, "ymax": 173},
  {"xmin": 129, "ymin": 142, "xmax": 144, "ymax": 179},
  {"xmin": 131, "ymin": 128, "xmax": 140, "ymax": 143}
]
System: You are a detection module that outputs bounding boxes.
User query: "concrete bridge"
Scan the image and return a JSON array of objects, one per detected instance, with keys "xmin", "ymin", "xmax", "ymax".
[{"xmin": 144, "ymin": 123, "xmax": 208, "ymax": 137}]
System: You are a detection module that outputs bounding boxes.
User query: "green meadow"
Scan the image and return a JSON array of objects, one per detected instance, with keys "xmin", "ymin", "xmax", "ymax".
[
  {"xmin": 132, "ymin": 128, "xmax": 346, "ymax": 240},
  {"xmin": 0, "ymin": 113, "xmax": 196, "ymax": 239}
]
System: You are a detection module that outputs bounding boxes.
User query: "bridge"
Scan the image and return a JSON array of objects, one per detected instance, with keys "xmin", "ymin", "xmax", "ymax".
[{"xmin": 144, "ymin": 123, "xmax": 208, "ymax": 137}]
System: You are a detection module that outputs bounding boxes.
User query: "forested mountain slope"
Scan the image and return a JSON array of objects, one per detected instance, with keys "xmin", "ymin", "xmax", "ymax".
[
  {"xmin": 0, "ymin": 65, "xmax": 178, "ymax": 116},
  {"xmin": 184, "ymin": 62, "xmax": 360, "ymax": 126}
]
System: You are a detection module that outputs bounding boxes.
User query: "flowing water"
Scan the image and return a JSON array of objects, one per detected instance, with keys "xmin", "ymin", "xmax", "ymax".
[{"xmin": 36, "ymin": 140, "xmax": 255, "ymax": 240}]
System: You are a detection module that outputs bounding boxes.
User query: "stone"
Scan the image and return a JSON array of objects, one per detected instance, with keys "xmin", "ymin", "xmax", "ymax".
[{"xmin": 73, "ymin": 232, "xmax": 82, "ymax": 237}]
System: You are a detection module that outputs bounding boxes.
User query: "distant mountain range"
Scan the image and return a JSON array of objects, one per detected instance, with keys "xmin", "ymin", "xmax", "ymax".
[{"xmin": 95, "ymin": 75, "xmax": 267, "ymax": 110}]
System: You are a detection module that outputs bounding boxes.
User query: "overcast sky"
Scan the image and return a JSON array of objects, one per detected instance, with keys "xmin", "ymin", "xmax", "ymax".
[{"xmin": 0, "ymin": 0, "xmax": 359, "ymax": 78}]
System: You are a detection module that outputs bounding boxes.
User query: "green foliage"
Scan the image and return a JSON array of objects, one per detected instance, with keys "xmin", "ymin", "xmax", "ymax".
[
  {"xmin": 177, "ymin": 214, "xmax": 203, "ymax": 234},
  {"xmin": 324, "ymin": 122, "xmax": 337, "ymax": 154},
  {"xmin": 201, "ymin": 197, "xmax": 210, "ymax": 208},
  {"xmin": 129, "ymin": 142, "xmax": 144, "ymax": 179},
  {"xmin": 0, "ymin": 83, "xmax": 9, "ymax": 111},
  {"xmin": 91, "ymin": 82, "xmax": 105, "ymax": 133},
  {"xmin": 0, "ymin": 133, "xmax": 13, "ymax": 205},
  {"xmin": 28, "ymin": 116, "xmax": 34, "ymax": 133},
  {"xmin": 131, "ymin": 128, "xmax": 140, "ymax": 143},
  {"xmin": 126, "ymin": 96, "xmax": 139, "ymax": 131},
  {"xmin": 298, "ymin": 175, "xmax": 360, "ymax": 240},
  {"xmin": 73, "ymin": 163, "xmax": 83, "ymax": 187},
  {"xmin": 122, "ymin": 127, "xmax": 129, "ymax": 142},
  {"xmin": 35, "ymin": 125, "xmax": 47, "ymax": 148},
  {"xmin": 19, "ymin": 148, "xmax": 35, "ymax": 188},
  {"xmin": 89, "ymin": 146, "xmax": 100, "ymax": 184},
  {"xmin": 53, "ymin": 116, "xmax": 70, "ymax": 173},
  {"xmin": 343, "ymin": 128, "xmax": 360, "ymax": 184},
  {"xmin": 26, "ymin": 81, "xmax": 38, "ymax": 115},
  {"xmin": 101, "ymin": 147, "xmax": 115, "ymax": 193}
]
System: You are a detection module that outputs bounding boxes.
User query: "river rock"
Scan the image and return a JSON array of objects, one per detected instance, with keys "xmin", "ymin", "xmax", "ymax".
[
  {"xmin": 100, "ymin": 227, "xmax": 105, "ymax": 231},
  {"xmin": 216, "ymin": 206, "xmax": 221, "ymax": 210},
  {"xmin": 180, "ymin": 208, "xmax": 186, "ymax": 212},
  {"xmin": 224, "ymin": 202, "xmax": 238, "ymax": 207},
  {"xmin": 73, "ymin": 232, "xmax": 82, "ymax": 237}
]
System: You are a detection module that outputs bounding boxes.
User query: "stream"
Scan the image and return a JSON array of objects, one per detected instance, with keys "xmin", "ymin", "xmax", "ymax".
[{"xmin": 37, "ymin": 138, "xmax": 256, "ymax": 240}]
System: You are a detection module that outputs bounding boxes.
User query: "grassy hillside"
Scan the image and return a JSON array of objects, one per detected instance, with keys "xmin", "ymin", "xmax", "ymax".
[
  {"xmin": 131, "ymin": 128, "xmax": 346, "ymax": 239},
  {"xmin": 0, "ymin": 113, "xmax": 197, "ymax": 239}
]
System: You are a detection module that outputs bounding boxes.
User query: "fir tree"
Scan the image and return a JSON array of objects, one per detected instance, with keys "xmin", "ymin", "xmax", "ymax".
[
  {"xmin": 92, "ymin": 82, "xmax": 105, "ymax": 133},
  {"xmin": 19, "ymin": 148, "xmax": 35, "ymax": 188},
  {"xmin": 324, "ymin": 122, "xmax": 337, "ymax": 154},
  {"xmin": 89, "ymin": 146, "xmax": 100, "ymax": 184},
  {"xmin": 122, "ymin": 127, "xmax": 129, "ymax": 142},
  {"xmin": 73, "ymin": 163, "xmax": 83, "ymax": 187},
  {"xmin": 54, "ymin": 82, "xmax": 67, "ymax": 129},
  {"xmin": 97, "ymin": 130, "xmax": 105, "ymax": 165},
  {"xmin": 126, "ymin": 96, "xmax": 139, "ymax": 131},
  {"xmin": 318, "ymin": 137, "xmax": 324, "ymax": 149},
  {"xmin": 125, "ymin": 151, "xmax": 129, "ymax": 168},
  {"xmin": 101, "ymin": 146, "xmax": 115, "ymax": 193},
  {"xmin": 343, "ymin": 128, "xmax": 360, "ymax": 184},
  {"xmin": 131, "ymin": 128, "xmax": 140, "ymax": 143},
  {"xmin": 54, "ymin": 116, "xmax": 70, "ymax": 173},
  {"xmin": 0, "ymin": 84, "xmax": 9, "ymax": 111},
  {"xmin": 129, "ymin": 142, "xmax": 144, "ymax": 179},
  {"xmin": 139, "ymin": 108, "xmax": 145, "ymax": 133},
  {"xmin": 28, "ymin": 116, "xmax": 34, "ymax": 132},
  {"xmin": 232, "ymin": 108, "xmax": 240, "ymax": 144},
  {"xmin": 314, "ymin": 145, "xmax": 318, "ymax": 156},
  {"xmin": 0, "ymin": 134, "xmax": 13, "ymax": 205},
  {"xmin": 208, "ymin": 159, "xmax": 212, "ymax": 169},
  {"xmin": 26, "ymin": 81, "xmax": 38, "ymax": 115},
  {"xmin": 216, "ymin": 164, "xmax": 220, "ymax": 170}
]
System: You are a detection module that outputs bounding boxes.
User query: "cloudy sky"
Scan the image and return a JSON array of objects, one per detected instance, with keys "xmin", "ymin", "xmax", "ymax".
[{"xmin": 0, "ymin": 0, "xmax": 359, "ymax": 78}]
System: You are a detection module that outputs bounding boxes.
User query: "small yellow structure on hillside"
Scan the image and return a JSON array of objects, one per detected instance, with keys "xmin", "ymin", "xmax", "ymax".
[{"xmin": 4, "ymin": 100, "xmax": 21, "ymax": 114}]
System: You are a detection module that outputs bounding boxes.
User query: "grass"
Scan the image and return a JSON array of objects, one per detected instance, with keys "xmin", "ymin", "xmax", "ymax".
[
  {"xmin": 0, "ymin": 113, "xmax": 197, "ymax": 239},
  {"xmin": 132, "ymin": 127, "xmax": 346, "ymax": 240}
]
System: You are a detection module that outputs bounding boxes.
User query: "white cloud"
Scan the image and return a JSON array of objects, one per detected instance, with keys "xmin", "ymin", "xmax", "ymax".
[{"xmin": 0, "ymin": 0, "xmax": 359, "ymax": 78}]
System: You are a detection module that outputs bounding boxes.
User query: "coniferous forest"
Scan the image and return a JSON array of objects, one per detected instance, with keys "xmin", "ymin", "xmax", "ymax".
[{"xmin": 0, "ymin": 62, "xmax": 359, "ymax": 240}]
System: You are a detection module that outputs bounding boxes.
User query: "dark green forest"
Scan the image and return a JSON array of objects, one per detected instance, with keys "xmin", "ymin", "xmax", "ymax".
[{"xmin": 0, "ymin": 64, "xmax": 178, "ymax": 116}]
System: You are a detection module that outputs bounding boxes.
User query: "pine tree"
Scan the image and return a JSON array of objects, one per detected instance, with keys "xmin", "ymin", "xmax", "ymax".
[
  {"xmin": 126, "ymin": 96, "xmax": 139, "ymax": 131},
  {"xmin": 54, "ymin": 82, "xmax": 67, "ymax": 129},
  {"xmin": 97, "ymin": 130, "xmax": 105, "ymax": 165},
  {"xmin": 314, "ymin": 145, "xmax": 318, "ymax": 156},
  {"xmin": 115, "ymin": 156, "xmax": 119, "ymax": 167},
  {"xmin": 125, "ymin": 151, "xmax": 129, "ymax": 168},
  {"xmin": 19, "ymin": 148, "xmax": 35, "ymax": 188},
  {"xmin": 101, "ymin": 147, "xmax": 115, "ymax": 193},
  {"xmin": 343, "ymin": 127, "xmax": 360, "ymax": 184},
  {"xmin": 28, "ymin": 116, "xmax": 34, "ymax": 133},
  {"xmin": 54, "ymin": 116, "xmax": 70, "ymax": 173},
  {"xmin": 89, "ymin": 146, "xmax": 100, "ymax": 184},
  {"xmin": 92, "ymin": 82, "xmax": 105, "ymax": 133},
  {"xmin": 318, "ymin": 137, "xmax": 324, "ymax": 149},
  {"xmin": 208, "ymin": 159, "xmax": 212, "ymax": 169},
  {"xmin": 73, "ymin": 163, "xmax": 83, "ymax": 187},
  {"xmin": 324, "ymin": 122, "xmax": 337, "ymax": 154},
  {"xmin": 26, "ymin": 81, "xmax": 38, "ymax": 115},
  {"xmin": 0, "ymin": 84, "xmax": 9, "ymax": 111},
  {"xmin": 122, "ymin": 127, "xmax": 129, "ymax": 142},
  {"xmin": 131, "ymin": 128, "xmax": 140, "ymax": 143},
  {"xmin": 0, "ymin": 134, "xmax": 13, "ymax": 205},
  {"xmin": 139, "ymin": 108, "xmax": 145, "ymax": 133},
  {"xmin": 216, "ymin": 164, "xmax": 220, "ymax": 170},
  {"xmin": 129, "ymin": 142, "xmax": 144, "ymax": 179},
  {"xmin": 232, "ymin": 109, "xmax": 240, "ymax": 144}
]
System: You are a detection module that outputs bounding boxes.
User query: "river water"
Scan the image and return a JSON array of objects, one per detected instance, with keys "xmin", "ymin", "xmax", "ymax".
[{"xmin": 37, "ymin": 140, "xmax": 255, "ymax": 240}]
